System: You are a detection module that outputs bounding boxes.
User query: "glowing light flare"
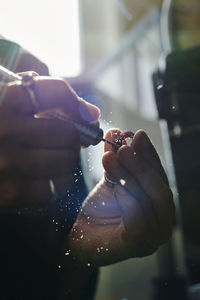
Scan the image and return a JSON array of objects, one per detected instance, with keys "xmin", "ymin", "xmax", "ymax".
[{"xmin": 0, "ymin": 0, "xmax": 81, "ymax": 77}]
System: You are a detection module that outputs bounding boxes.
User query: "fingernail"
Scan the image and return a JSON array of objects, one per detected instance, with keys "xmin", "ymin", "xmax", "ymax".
[{"xmin": 79, "ymin": 98, "xmax": 101, "ymax": 122}]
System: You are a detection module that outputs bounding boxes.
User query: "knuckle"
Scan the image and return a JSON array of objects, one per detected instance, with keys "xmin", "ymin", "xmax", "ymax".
[
  {"xmin": 56, "ymin": 78, "xmax": 75, "ymax": 98},
  {"xmin": 17, "ymin": 71, "xmax": 39, "ymax": 77},
  {"xmin": 55, "ymin": 78, "xmax": 66, "ymax": 91},
  {"xmin": 29, "ymin": 71, "xmax": 39, "ymax": 77}
]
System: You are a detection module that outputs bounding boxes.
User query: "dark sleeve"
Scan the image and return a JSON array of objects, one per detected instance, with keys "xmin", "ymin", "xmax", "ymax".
[{"xmin": 0, "ymin": 38, "xmax": 49, "ymax": 75}]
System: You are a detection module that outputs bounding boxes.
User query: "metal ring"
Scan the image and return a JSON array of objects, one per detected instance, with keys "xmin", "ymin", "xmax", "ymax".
[
  {"xmin": 104, "ymin": 173, "xmax": 118, "ymax": 188},
  {"xmin": 20, "ymin": 73, "xmax": 40, "ymax": 112}
]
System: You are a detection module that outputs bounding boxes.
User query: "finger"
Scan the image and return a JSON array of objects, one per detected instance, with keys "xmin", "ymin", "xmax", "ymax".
[
  {"xmin": 118, "ymin": 146, "xmax": 175, "ymax": 241},
  {"xmin": 7, "ymin": 117, "xmax": 80, "ymax": 149},
  {"xmin": 132, "ymin": 130, "xmax": 169, "ymax": 183},
  {"xmin": 114, "ymin": 186, "xmax": 159, "ymax": 258},
  {"xmin": 104, "ymin": 129, "xmax": 168, "ymax": 184},
  {"xmin": 16, "ymin": 148, "xmax": 79, "ymax": 178},
  {"xmin": 104, "ymin": 129, "xmax": 122, "ymax": 153},
  {"xmin": 103, "ymin": 151, "xmax": 160, "ymax": 243},
  {"xmin": 6, "ymin": 77, "xmax": 101, "ymax": 122}
]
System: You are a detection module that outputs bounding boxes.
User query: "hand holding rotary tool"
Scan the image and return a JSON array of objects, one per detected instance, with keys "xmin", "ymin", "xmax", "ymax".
[{"xmin": 0, "ymin": 67, "xmax": 103, "ymax": 210}]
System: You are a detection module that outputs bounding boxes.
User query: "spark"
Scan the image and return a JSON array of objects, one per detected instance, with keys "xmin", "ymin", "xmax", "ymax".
[{"xmin": 120, "ymin": 179, "xmax": 126, "ymax": 186}]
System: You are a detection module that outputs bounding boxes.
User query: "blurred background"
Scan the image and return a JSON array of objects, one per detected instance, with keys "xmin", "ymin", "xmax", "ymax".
[{"xmin": 1, "ymin": 0, "xmax": 200, "ymax": 299}]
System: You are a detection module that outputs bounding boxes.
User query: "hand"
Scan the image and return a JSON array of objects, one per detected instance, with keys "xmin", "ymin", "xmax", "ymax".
[
  {"xmin": 0, "ymin": 72, "xmax": 100, "ymax": 210},
  {"xmin": 68, "ymin": 129, "xmax": 175, "ymax": 266}
]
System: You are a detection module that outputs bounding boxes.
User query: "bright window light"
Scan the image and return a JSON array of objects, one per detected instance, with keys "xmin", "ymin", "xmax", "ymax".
[{"xmin": 0, "ymin": 0, "xmax": 81, "ymax": 77}]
